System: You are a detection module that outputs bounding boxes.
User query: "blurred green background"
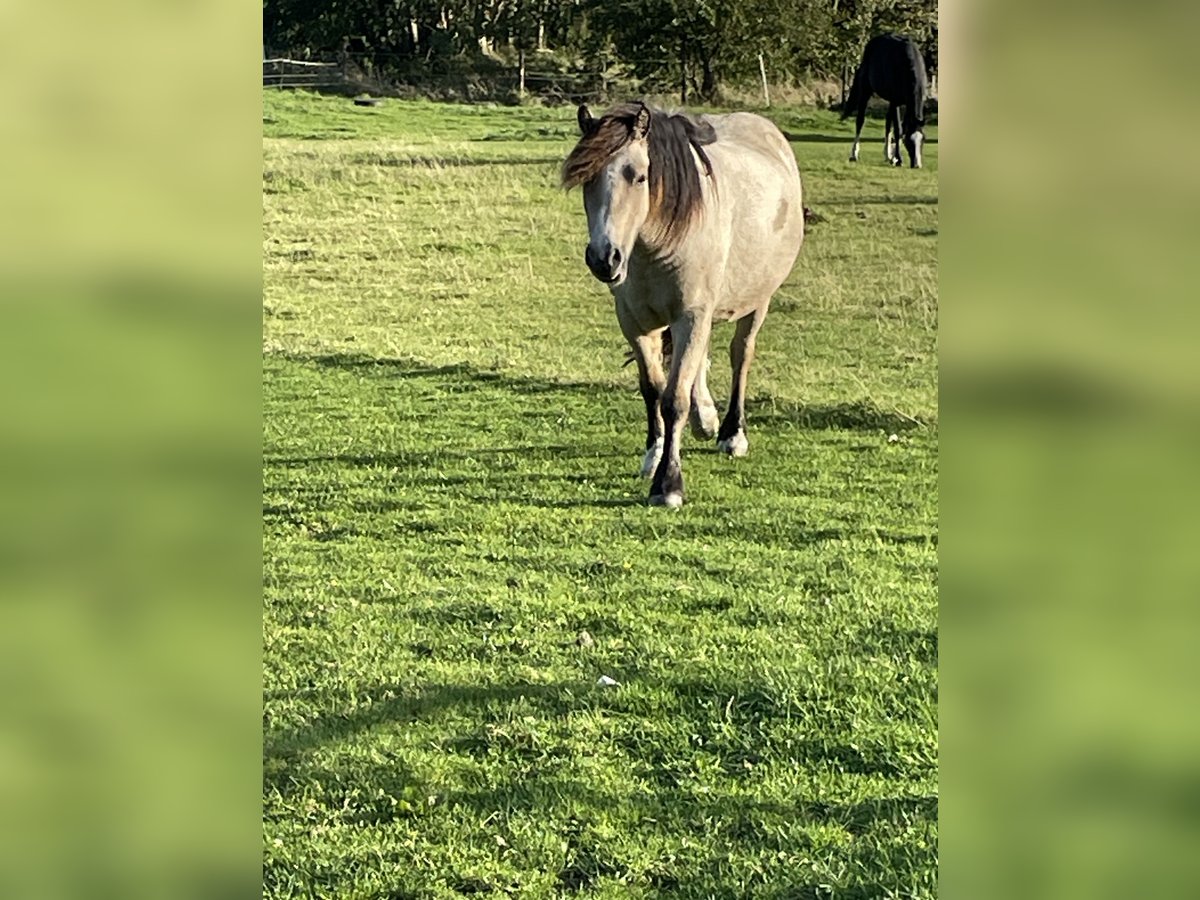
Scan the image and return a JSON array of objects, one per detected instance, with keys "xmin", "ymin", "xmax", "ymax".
[
  {"xmin": 2, "ymin": 0, "xmax": 1200, "ymax": 897},
  {"xmin": 0, "ymin": 2, "xmax": 262, "ymax": 898},
  {"xmin": 942, "ymin": 1, "xmax": 1200, "ymax": 898}
]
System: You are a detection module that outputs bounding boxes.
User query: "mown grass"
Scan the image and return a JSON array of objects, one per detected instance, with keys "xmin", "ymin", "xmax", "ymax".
[{"xmin": 263, "ymin": 90, "xmax": 937, "ymax": 899}]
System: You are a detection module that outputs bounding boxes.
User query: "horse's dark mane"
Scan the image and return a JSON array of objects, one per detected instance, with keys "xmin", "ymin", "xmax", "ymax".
[{"xmin": 561, "ymin": 101, "xmax": 717, "ymax": 246}]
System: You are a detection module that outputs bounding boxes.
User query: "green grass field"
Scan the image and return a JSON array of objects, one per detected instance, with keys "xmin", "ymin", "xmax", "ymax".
[{"xmin": 263, "ymin": 90, "xmax": 937, "ymax": 899}]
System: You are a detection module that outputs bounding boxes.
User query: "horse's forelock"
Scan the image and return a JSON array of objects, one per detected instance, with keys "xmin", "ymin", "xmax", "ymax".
[
  {"xmin": 561, "ymin": 102, "xmax": 716, "ymax": 248},
  {"xmin": 560, "ymin": 104, "xmax": 643, "ymax": 190}
]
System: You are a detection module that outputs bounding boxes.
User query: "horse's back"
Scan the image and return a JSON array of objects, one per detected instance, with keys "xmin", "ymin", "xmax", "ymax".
[
  {"xmin": 699, "ymin": 112, "xmax": 804, "ymax": 318},
  {"xmin": 864, "ymin": 33, "xmax": 928, "ymax": 102},
  {"xmin": 706, "ymin": 112, "xmax": 798, "ymax": 178}
]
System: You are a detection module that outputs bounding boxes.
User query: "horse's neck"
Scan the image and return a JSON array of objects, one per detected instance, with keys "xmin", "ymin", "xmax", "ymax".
[
  {"xmin": 632, "ymin": 233, "xmax": 679, "ymax": 271},
  {"xmin": 907, "ymin": 86, "xmax": 926, "ymax": 128}
]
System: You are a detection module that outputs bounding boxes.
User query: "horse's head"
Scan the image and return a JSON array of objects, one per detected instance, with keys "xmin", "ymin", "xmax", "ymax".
[{"xmin": 563, "ymin": 102, "xmax": 653, "ymax": 286}]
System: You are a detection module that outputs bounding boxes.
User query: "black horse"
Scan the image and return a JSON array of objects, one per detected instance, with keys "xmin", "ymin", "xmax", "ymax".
[{"xmin": 843, "ymin": 33, "xmax": 929, "ymax": 168}]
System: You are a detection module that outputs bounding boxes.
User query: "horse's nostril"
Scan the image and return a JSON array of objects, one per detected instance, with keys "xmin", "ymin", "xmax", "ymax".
[
  {"xmin": 585, "ymin": 245, "xmax": 613, "ymax": 281},
  {"xmin": 611, "ymin": 247, "xmax": 622, "ymax": 266}
]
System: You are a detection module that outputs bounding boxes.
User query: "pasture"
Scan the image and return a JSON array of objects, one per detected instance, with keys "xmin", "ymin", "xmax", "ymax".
[{"xmin": 263, "ymin": 91, "xmax": 937, "ymax": 898}]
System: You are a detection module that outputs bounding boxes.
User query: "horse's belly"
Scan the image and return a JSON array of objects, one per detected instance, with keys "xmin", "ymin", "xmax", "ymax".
[
  {"xmin": 710, "ymin": 160, "xmax": 804, "ymax": 319},
  {"xmin": 713, "ymin": 230, "xmax": 803, "ymax": 320},
  {"xmin": 712, "ymin": 296, "xmax": 761, "ymax": 322}
]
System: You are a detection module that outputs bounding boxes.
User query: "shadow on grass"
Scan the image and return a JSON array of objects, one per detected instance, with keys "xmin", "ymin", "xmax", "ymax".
[
  {"xmin": 745, "ymin": 397, "xmax": 927, "ymax": 432},
  {"xmin": 278, "ymin": 352, "xmax": 603, "ymax": 395},
  {"xmin": 267, "ymin": 444, "xmax": 616, "ymax": 470},
  {"xmin": 349, "ymin": 152, "xmax": 563, "ymax": 168},
  {"xmin": 264, "ymin": 663, "xmax": 937, "ymax": 891},
  {"xmin": 263, "ymin": 352, "xmax": 932, "ymax": 518},
  {"xmin": 820, "ymin": 195, "xmax": 938, "ymax": 207},
  {"xmin": 445, "ymin": 773, "xmax": 936, "ymax": 893},
  {"xmin": 269, "ymin": 351, "xmax": 931, "ymax": 434},
  {"xmin": 265, "ymin": 681, "xmax": 569, "ymax": 763},
  {"xmin": 781, "ymin": 129, "xmax": 938, "ymax": 146},
  {"xmin": 266, "ymin": 672, "xmax": 937, "ymax": 783},
  {"xmin": 264, "ymin": 456, "xmax": 640, "ymax": 514}
]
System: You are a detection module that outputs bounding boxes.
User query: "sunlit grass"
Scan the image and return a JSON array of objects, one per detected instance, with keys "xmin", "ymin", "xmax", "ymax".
[{"xmin": 263, "ymin": 90, "xmax": 937, "ymax": 899}]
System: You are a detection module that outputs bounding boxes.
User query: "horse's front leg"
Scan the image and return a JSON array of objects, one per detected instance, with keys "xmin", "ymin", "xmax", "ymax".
[
  {"xmin": 651, "ymin": 311, "xmax": 712, "ymax": 507},
  {"xmin": 619, "ymin": 308, "xmax": 667, "ymax": 477},
  {"xmin": 632, "ymin": 331, "xmax": 667, "ymax": 477}
]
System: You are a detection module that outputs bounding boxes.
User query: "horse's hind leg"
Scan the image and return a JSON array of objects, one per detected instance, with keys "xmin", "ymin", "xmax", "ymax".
[
  {"xmin": 885, "ymin": 103, "xmax": 901, "ymax": 164},
  {"xmin": 689, "ymin": 355, "xmax": 719, "ymax": 440},
  {"xmin": 850, "ymin": 99, "xmax": 867, "ymax": 162},
  {"xmin": 717, "ymin": 306, "xmax": 768, "ymax": 458}
]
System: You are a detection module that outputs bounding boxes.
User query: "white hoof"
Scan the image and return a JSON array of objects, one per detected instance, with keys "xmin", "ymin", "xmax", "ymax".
[
  {"xmin": 690, "ymin": 404, "xmax": 719, "ymax": 440},
  {"xmin": 649, "ymin": 491, "xmax": 684, "ymax": 508},
  {"xmin": 717, "ymin": 432, "xmax": 749, "ymax": 458},
  {"xmin": 640, "ymin": 440, "xmax": 663, "ymax": 478}
]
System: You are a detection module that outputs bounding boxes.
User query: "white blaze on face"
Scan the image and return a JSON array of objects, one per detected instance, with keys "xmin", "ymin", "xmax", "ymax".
[{"xmin": 582, "ymin": 142, "xmax": 651, "ymax": 283}]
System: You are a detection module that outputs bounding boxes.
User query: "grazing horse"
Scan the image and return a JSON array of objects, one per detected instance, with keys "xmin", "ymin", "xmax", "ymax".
[
  {"xmin": 844, "ymin": 33, "xmax": 929, "ymax": 168},
  {"xmin": 562, "ymin": 101, "xmax": 804, "ymax": 507}
]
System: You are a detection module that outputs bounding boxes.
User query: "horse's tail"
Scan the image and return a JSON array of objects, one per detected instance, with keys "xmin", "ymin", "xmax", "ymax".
[{"xmin": 842, "ymin": 63, "xmax": 867, "ymax": 119}]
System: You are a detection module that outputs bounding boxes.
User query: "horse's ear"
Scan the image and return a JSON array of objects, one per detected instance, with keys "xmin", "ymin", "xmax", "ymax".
[
  {"xmin": 577, "ymin": 105, "xmax": 595, "ymax": 135},
  {"xmin": 632, "ymin": 103, "xmax": 651, "ymax": 140}
]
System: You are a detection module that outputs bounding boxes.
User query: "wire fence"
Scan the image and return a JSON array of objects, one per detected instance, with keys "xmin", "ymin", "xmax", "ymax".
[
  {"xmin": 263, "ymin": 49, "xmax": 638, "ymax": 103},
  {"xmin": 263, "ymin": 48, "xmax": 934, "ymax": 107},
  {"xmin": 263, "ymin": 58, "xmax": 345, "ymax": 90}
]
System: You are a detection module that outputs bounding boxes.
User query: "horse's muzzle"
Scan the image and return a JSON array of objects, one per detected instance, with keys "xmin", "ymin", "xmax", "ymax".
[{"xmin": 585, "ymin": 244, "xmax": 624, "ymax": 285}]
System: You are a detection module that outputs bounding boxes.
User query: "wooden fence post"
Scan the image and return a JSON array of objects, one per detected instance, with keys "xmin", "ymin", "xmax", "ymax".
[
  {"xmin": 518, "ymin": 48, "xmax": 526, "ymax": 98},
  {"xmin": 758, "ymin": 53, "xmax": 770, "ymax": 107},
  {"xmin": 680, "ymin": 38, "xmax": 688, "ymax": 105}
]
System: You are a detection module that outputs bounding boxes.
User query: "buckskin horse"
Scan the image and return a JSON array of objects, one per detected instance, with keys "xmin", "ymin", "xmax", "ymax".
[{"xmin": 562, "ymin": 101, "xmax": 804, "ymax": 507}]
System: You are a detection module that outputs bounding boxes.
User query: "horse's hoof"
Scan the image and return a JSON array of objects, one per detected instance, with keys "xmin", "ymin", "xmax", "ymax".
[
  {"xmin": 690, "ymin": 404, "xmax": 719, "ymax": 440},
  {"xmin": 718, "ymin": 433, "xmax": 749, "ymax": 458},
  {"xmin": 640, "ymin": 441, "xmax": 663, "ymax": 478},
  {"xmin": 649, "ymin": 491, "xmax": 684, "ymax": 508}
]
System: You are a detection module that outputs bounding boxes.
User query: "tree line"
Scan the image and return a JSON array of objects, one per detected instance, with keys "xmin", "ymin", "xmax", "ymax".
[{"xmin": 263, "ymin": 0, "xmax": 937, "ymax": 101}]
